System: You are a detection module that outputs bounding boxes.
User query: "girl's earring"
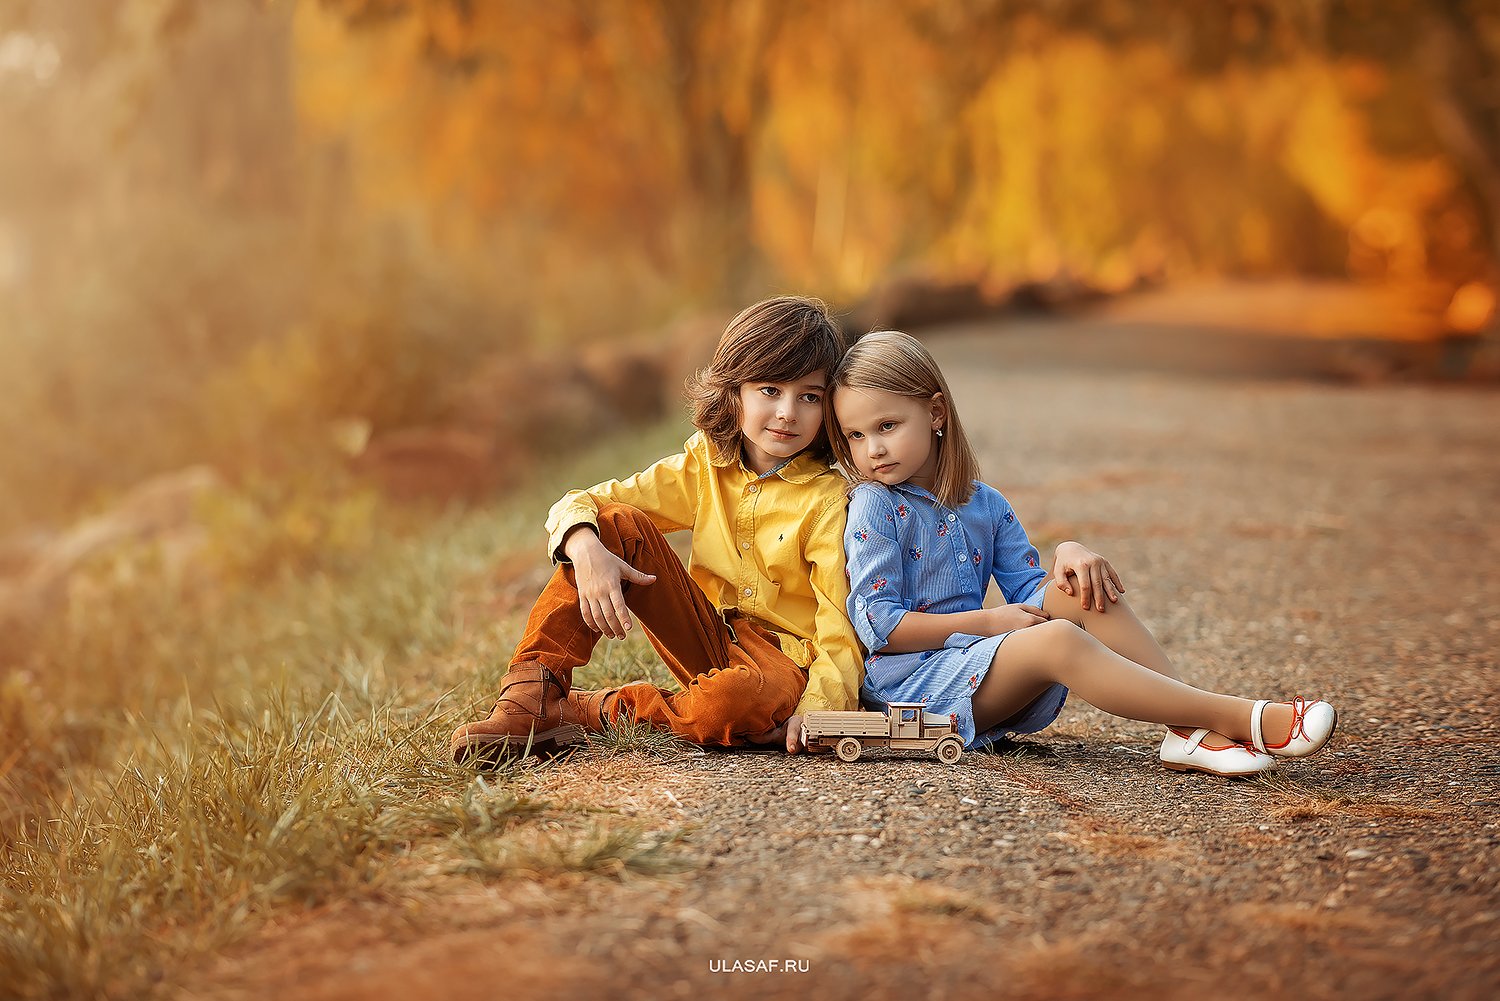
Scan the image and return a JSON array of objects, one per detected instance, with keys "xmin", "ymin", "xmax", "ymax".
[{"xmin": 935, "ymin": 428, "xmax": 944, "ymax": 437}]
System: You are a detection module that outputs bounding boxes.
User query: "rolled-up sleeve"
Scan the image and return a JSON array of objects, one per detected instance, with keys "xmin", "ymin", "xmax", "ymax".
[
  {"xmin": 844, "ymin": 487, "xmax": 908, "ymax": 653},
  {"xmin": 545, "ymin": 436, "xmax": 701, "ymax": 562},
  {"xmin": 990, "ymin": 491, "xmax": 1046, "ymax": 604},
  {"xmin": 794, "ymin": 495, "xmax": 862, "ymax": 714}
]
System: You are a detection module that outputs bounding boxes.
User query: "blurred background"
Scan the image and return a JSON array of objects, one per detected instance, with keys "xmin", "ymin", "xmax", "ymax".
[
  {"xmin": 2, "ymin": 8, "xmax": 1498, "ymax": 991},
  {"xmin": 1, "ymin": 0, "xmax": 1498, "ymax": 537}
]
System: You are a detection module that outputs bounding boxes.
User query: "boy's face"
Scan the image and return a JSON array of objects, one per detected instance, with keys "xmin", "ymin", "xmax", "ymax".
[{"xmin": 737, "ymin": 371, "xmax": 827, "ymax": 475}]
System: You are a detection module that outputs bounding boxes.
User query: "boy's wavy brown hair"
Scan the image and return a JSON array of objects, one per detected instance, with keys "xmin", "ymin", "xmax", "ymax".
[
  {"xmin": 687, "ymin": 296, "xmax": 847, "ymax": 464},
  {"xmin": 827, "ymin": 330, "xmax": 981, "ymax": 509}
]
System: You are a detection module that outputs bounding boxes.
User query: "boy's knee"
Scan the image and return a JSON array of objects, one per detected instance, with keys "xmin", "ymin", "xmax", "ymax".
[
  {"xmin": 696, "ymin": 665, "xmax": 763, "ymax": 704},
  {"xmin": 594, "ymin": 503, "xmax": 655, "ymax": 545},
  {"xmin": 596, "ymin": 503, "xmax": 652, "ymax": 527}
]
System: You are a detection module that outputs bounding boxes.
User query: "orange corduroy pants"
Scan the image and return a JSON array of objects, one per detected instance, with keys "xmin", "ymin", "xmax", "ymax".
[{"xmin": 510, "ymin": 503, "xmax": 808, "ymax": 746}]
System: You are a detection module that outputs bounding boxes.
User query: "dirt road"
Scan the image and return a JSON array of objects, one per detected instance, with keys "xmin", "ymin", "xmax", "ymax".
[{"xmin": 189, "ymin": 316, "xmax": 1500, "ymax": 1001}]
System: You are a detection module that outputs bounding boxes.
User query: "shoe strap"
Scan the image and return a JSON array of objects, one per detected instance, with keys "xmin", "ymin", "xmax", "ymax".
[
  {"xmin": 500, "ymin": 663, "xmax": 567, "ymax": 694},
  {"xmin": 1184, "ymin": 727, "xmax": 1211, "ymax": 753},
  {"xmin": 1250, "ymin": 699, "xmax": 1271, "ymax": 754}
]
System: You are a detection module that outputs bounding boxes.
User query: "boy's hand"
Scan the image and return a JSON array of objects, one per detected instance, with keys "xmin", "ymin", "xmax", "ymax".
[
  {"xmin": 784, "ymin": 714, "xmax": 806, "ymax": 753},
  {"xmin": 1052, "ymin": 541, "xmax": 1124, "ymax": 613},
  {"xmin": 781, "ymin": 715, "xmax": 830, "ymax": 754},
  {"xmin": 982, "ymin": 603, "xmax": 1050, "ymax": 635},
  {"xmin": 564, "ymin": 527, "xmax": 657, "ymax": 639}
]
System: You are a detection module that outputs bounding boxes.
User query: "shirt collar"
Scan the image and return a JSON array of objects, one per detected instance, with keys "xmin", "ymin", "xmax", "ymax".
[
  {"xmin": 890, "ymin": 480, "xmax": 941, "ymax": 504},
  {"xmin": 707, "ymin": 438, "xmax": 831, "ymax": 483}
]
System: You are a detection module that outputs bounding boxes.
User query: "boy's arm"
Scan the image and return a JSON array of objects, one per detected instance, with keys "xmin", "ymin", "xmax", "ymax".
[
  {"xmin": 545, "ymin": 435, "xmax": 702, "ymax": 562},
  {"xmin": 793, "ymin": 495, "xmax": 863, "ymax": 715}
]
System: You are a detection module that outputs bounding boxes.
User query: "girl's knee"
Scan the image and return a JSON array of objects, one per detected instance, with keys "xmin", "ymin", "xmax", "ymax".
[
  {"xmin": 997, "ymin": 619, "xmax": 1088, "ymax": 667},
  {"xmin": 1036, "ymin": 618, "xmax": 1087, "ymax": 644}
]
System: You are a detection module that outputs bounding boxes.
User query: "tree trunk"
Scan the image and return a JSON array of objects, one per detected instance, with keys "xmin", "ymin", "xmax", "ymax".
[{"xmin": 1420, "ymin": 5, "xmax": 1500, "ymax": 273}]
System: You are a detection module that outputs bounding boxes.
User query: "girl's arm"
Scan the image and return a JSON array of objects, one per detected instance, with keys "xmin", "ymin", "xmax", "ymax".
[
  {"xmin": 844, "ymin": 488, "xmax": 911, "ymax": 654},
  {"xmin": 846, "ymin": 487, "xmax": 1047, "ymax": 656},
  {"xmin": 882, "ymin": 605, "xmax": 1046, "ymax": 653},
  {"xmin": 989, "ymin": 489, "xmax": 1049, "ymax": 605}
]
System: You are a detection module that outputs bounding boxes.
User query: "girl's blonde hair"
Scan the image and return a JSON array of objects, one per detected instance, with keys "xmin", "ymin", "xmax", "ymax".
[
  {"xmin": 686, "ymin": 296, "xmax": 847, "ymax": 463},
  {"xmin": 828, "ymin": 330, "xmax": 980, "ymax": 508}
]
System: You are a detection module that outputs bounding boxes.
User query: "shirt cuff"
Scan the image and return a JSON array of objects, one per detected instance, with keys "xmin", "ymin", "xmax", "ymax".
[
  {"xmin": 850, "ymin": 594, "xmax": 907, "ymax": 652},
  {"xmin": 548, "ymin": 515, "xmax": 600, "ymax": 564}
]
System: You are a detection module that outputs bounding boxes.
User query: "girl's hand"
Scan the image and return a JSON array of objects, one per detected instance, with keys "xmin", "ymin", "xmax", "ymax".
[
  {"xmin": 564, "ymin": 527, "xmax": 657, "ymax": 639},
  {"xmin": 1052, "ymin": 541, "xmax": 1124, "ymax": 613},
  {"xmin": 982, "ymin": 603, "xmax": 1050, "ymax": 634}
]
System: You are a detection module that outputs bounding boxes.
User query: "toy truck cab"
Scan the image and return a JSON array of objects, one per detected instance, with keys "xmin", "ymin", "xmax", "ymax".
[{"xmin": 802, "ymin": 702, "xmax": 964, "ymax": 764}]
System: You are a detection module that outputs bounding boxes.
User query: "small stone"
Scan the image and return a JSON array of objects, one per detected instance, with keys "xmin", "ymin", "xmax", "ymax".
[
  {"xmin": 1345, "ymin": 848, "xmax": 1374, "ymax": 860},
  {"xmin": 850, "ymin": 834, "xmax": 870, "ymax": 845},
  {"xmin": 961, "ymin": 797, "xmax": 980, "ymax": 806}
]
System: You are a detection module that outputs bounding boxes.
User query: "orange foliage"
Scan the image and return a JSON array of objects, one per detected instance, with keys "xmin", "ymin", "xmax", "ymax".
[{"xmin": 294, "ymin": 2, "xmax": 1487, "ymax": 302}]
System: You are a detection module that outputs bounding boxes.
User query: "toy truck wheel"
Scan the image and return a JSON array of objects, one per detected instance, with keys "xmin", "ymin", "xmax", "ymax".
[
  {"xmin": 934, "ymin": 736, "xmax": 962, "ymax": 764},
  {"xmin": 835, "ymin": 737, "xmax": 863, "ymax": 762}
]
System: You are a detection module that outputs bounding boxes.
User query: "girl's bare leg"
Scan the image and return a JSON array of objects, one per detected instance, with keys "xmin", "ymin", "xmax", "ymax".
[
  {"xmin": 974, "ymin": 619, "xmax": 1295, "ymax": 741},
  {"xmin": 1037, "ymin": 580, "xmax": 1240, "ymax": 747}
]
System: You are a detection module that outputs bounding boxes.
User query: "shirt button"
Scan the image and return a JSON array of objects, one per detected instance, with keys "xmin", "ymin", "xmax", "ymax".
[
  {"xmin": 743, "ymin": 587, "xmax": 753, "ymax": 596},
  {"xmin": 748, "ymin": 484, "xmax": 759, "ymax": 494},
  {"xmin": 741, "ymin": 542, "xmax": 751, "ymax": 550},
  {"xmin": 947, "ymin": 514, "xmax": 956, "ymax": 522}
]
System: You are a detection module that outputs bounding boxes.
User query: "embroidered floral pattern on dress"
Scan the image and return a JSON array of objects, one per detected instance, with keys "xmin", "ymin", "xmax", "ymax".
[{"xmin": 843, "ymin": 480, "xmax": 1060, "ymax": 749}]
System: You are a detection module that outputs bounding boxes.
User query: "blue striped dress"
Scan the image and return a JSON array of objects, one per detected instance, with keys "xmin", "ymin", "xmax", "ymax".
[{"xmin": 844, "ymin": 480, "xmax": 1068, "ymax": 748}]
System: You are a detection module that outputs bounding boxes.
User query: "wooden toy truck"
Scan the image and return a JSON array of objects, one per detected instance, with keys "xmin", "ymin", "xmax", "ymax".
[{"xmin": 802, "ymin": 703, "xmax": 965, "ymax": 764}]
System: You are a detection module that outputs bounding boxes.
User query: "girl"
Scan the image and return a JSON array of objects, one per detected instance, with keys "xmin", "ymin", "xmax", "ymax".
[
  {"xmin": 450, "ymin": 296, "xmax": 862, "ymax": 764},
  {"xmin": 829, "ymin": 331, "xmax": 1336, "ymax": 777}
]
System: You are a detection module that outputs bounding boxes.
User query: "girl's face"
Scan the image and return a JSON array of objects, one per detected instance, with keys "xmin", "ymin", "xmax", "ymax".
[
  {"xmin": 833, "ymin": 385, "xmax": 945, "ymax": 492},
  {"xmin": 737, "ymin": 372, "xmax": 827, "ymax": 475}
]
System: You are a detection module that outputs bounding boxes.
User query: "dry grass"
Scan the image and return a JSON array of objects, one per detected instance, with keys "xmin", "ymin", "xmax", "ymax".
[
  {"xmin": 449, "ymin": 818, "xmax": 693, "ymax": 881},
  {"xmin": 0, "ymin": 418, "xmax": 696, "ymax": 1001},
  {"xmin": 1255, "ymin": 776, "xmax": 1458, "ymax": 822},
  {"xmin": 885, "ymin": 879, "xmax": 1001, "ymax": 924},
  {"xmin": 1051, "ymin": 826, "xmax": 1186, "ymax": 861}
]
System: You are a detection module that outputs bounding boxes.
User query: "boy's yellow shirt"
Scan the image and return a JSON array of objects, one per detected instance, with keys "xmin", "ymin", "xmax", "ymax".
[{"xmin": 545, "ymin": 432, "xmax": 861, "ymax": 715}]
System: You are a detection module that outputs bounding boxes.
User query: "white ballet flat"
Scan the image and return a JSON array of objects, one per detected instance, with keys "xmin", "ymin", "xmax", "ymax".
[
  {"xmin": 1250, "ymin": 698, "xmax": 1338, "ymax": 758},
  {"xmin": 1160, "ymin": 728, "xmax": 1275, "ymax": 777}
]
